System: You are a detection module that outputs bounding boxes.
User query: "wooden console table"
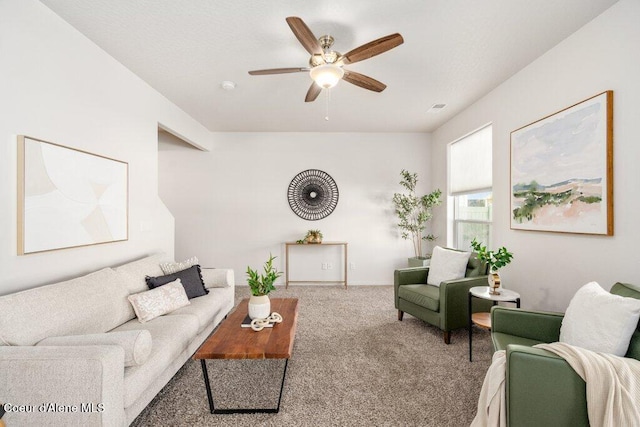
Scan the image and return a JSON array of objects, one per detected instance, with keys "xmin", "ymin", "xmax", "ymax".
[{"xmin": 284, "ymin": 241, "xmax": 348, "ymax": 289}]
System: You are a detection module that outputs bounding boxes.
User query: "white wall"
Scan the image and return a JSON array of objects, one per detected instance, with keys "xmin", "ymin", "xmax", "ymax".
[
  {"xmin": 159, "ymin": 132, "xmax": 433, "ymax": 285},
  {"xmin": 0, "ymin": 0, "xmax": 212, "ymax": 295},
  {"xmin": 431, "ymin": 0, "xmax": 640, "ymax": 311}
]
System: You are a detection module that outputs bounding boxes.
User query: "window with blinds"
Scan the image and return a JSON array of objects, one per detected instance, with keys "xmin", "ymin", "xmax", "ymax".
[{"xmin": 449, "ymin": 125, "xmax": 493, "ymax": 250}]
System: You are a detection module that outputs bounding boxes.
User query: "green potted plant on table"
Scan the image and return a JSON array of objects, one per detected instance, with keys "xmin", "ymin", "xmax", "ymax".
[
  {"xmin": 392, "ymin": 170, "xmax": 442, "ymax": 267},
  {"xmin": 296, "ymin": 229, "xmax": 323, "ymax": 244},
  {"xmin": 304, "ymin": 229, "xmax": 323, "ymax": 244},
  {"xmin": 470, "ymin": 238, "xmax": 514, "ymax": 295},
  {"xmin": 246, "ymin": 254, "xmax": 282, "ymax": 319}
]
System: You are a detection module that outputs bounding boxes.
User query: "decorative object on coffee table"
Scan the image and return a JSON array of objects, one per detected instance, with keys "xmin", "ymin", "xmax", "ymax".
[
  {"xmin": 392, "ymin": 169, "xmax": 442, "ymax": 267},
  {"xmin": 250, "ymin": 312, "xmax": 283, "ymax": 331},
  {"xmin": 287, "ymin": 169, "xmax": 339, "ymax": 220},
  {"xmin": 470, "ymin": 238, "xmax": 513, "ymax": 295},
  {"xmin": 246, "ymin": 254, "xmax": 282, "ymax": 319}
]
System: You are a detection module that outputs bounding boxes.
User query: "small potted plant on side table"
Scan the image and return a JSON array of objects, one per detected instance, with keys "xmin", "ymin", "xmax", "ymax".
[
  {"xmin": 470, "ymin": 238, "xmax": 514, "ymax": 295},
  {"xmin": 246, "ymin": 254, "xmax": 282, "ymax": 319}
]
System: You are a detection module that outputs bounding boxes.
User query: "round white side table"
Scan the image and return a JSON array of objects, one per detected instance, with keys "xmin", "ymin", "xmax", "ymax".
[{"xmin": 468, "ymin": 286, "xmax": 521, "ymax": 362}]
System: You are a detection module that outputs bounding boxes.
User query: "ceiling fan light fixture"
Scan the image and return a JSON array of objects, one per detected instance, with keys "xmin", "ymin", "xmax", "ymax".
[{"xmin": 310, "ymin": 64, "xmax": 344, "ymax": 89}]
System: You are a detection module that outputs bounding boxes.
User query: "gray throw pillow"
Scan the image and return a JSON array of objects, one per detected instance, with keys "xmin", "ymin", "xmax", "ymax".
[{"xmin": 145, "ymin": 265, "xmax": 208, "ymax": 299}]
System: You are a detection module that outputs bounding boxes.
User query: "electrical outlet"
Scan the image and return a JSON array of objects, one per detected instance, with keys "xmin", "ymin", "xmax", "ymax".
[
  {"xmin": 321, "ymin": 262, "xmax": 328, "ymax": 270},
  {"xmin": 327, "ymin": 263, "xmax": 333, "ymax": 270},
  {"xmin": 349, "ymin": 262, "xmax": 356, "ymax": 270}
]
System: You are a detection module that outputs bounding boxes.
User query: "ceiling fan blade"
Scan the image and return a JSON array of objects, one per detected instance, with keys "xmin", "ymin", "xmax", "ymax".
[
  {"xmin": 248, "ymin": 67, "xmax": 309, "ymax": 75},
  {"xmin": 305, "ymin": 83, "xmax": 322, "ymax": 102},
  {"xmin": 341, "ymin": 33, "xmax": 404, "ymax": 65},
  {"xmin": 342, "ymin": 70, "xmax": 387, "ymax": 92},
  {"xmin": 286, "ymin": 17, "xmax": 323, "ymax": 55}
]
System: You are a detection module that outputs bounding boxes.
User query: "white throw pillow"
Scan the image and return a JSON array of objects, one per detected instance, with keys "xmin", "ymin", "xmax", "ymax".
[
  {"xmin": 128, "ymin": 279, "xmax": 190, "ymax": 323},
  {"xmin": 38, "ymin": 330, "xmax": 152, "ymax": 367},
  {"xmin": 160, "ymin": 256, "xmax": 199, "ymax": 275},
  {"xmin": 560, "ymin": 281, "xmax": 640, "ymax": 356},
  {"xmin": 201, "ymin": 268, "xmax": 233, "ymax": 289},
  {"xmin": 426, "ymin": 246, "xmax": 471, "ymax": 287}
]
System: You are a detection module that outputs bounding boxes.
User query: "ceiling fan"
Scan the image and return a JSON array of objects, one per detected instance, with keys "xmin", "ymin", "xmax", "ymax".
[{"xmin": 248, "ymin": 17, "xmax": 404, "ymax": 102}]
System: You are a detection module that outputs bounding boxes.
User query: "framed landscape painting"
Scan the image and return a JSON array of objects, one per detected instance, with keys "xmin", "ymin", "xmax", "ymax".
[
  {"xmin": 510, "ymin": 91, "xmax": 613, "ymax": 235},
  {"xmin": 18, "ymin": 136, "xmax": 128, "ymax": 254}
]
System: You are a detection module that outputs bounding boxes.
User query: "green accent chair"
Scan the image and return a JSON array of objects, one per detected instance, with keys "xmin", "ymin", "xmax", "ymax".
[
  {"xmin": 394, "ymin": 253, "xmax": 491, "ymax": 344},
  {"xmin": 491, "ymin": 282, "xmax": 640, "ymax": 427}
]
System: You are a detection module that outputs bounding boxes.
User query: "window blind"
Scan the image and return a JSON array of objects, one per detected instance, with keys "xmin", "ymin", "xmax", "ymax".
[{"xmin": 449, "ymin": 125, "xmax": 492, "ymax": 195}]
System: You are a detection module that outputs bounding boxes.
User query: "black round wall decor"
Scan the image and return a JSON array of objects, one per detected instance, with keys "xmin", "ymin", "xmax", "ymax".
[{"xmin": 287, "ymin": 169, "xmax": 339, "ymax": 221}]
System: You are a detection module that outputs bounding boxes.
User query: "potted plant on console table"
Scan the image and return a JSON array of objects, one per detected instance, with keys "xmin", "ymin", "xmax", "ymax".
[
  {"xmin": 246, "ymin": 254, "xmax": 282, "ymax": 319},
  {"xmin": 392, "ymin": 169, "xmax": 442, "ymax": 267},
  {"xmin": 470, "ymin": 238, "xmax": 514, "ymax": 295}
]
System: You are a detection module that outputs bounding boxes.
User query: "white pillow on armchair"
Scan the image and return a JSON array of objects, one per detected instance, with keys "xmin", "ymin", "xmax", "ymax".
[
  {"xmin": 560, "ymin": 281, "xmax": 640, "ymax": 356},
  {"xmin": 427, "ymin": 246, "xmax": 471, "ymax": 287}
]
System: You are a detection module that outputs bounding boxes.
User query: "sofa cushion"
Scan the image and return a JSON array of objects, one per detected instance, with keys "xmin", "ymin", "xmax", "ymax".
[
  {"xmin": 0, "ymin": 268, "xmax": 133, "ymax": 346},
  {"xmin": 560, "ymin": 281, "xmax": 640, "ymax": 356},
  {"xmin": 128, "ymin": 280, "xmax": 190, "ymax": 323},
  {"xmin": 145, "ymin": 265, "xmax": 208, "ymax": 299},
  {"xmin": 167, "ymin": 290, "xmax": 224, "ymax": 333},
  {"xmin": 398, "ymin": 284, "xmax": 440, "ymax": 312},
  {"xmin": 111, "ymin": 315, "xmax": 200, "ymax": 408},
  {"xmin": 37, "ymin": 330, "xmax": 152, "ymax": 367},
  {"xmin": 427, "ymin": 246, "xmax": 470, "ymax": 287},
  {"xmin": 114, "ymin": 253, "xmax": 167, "ymax": 295},
  {"xmin": 160, "ymin": 256, "xmax": 199, "ymax": 275}
]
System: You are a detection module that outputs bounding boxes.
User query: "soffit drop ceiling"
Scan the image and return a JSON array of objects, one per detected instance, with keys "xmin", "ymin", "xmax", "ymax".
[{"xmin": 39, "ymin": 0, "xmax": 618, "ymax": 133}]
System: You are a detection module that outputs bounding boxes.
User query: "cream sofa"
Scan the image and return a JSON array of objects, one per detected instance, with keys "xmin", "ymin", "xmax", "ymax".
[{"xmin": 0, "ymin": 254, "xmax": 235, "ymax": 426}]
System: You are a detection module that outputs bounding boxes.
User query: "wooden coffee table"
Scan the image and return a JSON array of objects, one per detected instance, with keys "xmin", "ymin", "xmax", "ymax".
[{"xmin": 193, "ymin": 298, "xmax": 299, "ymax": 414}]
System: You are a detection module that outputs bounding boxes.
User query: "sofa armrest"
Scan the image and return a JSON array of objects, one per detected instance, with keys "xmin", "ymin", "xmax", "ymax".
[
  {"xmin": 201, "ymin": 268, "xmax": 235, "ymax": 289},
  {"xmin": 0, "ymin": 345, "xmax": 125, "ymax": 427},
  {"xmin": 506, "ymin": 344, "xmax": 588, "ymax": 427},
  {"xmin": 394, "ymin": 267, "xmax": 429, "ymax": 306},
  {"xmin": 492, "ymin": 306, "xmax": 563, "ymax": 343},
  {"xmin": 440, "ymin": 276, "xmax": 493, "ymax": 330}
]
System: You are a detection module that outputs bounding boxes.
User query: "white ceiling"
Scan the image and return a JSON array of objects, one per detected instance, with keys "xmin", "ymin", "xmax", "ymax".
[{"xmin": 39, "ymin": 0, "xmax": 617, "ymax": 133}]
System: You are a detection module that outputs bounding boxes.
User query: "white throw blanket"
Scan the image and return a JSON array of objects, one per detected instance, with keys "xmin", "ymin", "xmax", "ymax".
[
  {"xmin": 470, "ymin": 350, "xmax": 507, "ymax": 427},
  {"xmin": 471, "ymin": 342, "xmax": 640, "ymax": 427}
]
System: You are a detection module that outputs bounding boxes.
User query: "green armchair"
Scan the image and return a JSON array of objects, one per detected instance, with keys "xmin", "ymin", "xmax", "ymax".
[
  {"xmin": 491, "ymin": 282, "xmax": 640, "ymax": 427},
  {"xmin": 394, "ymin": 253, "xmax": 491, "ymax": 344}
]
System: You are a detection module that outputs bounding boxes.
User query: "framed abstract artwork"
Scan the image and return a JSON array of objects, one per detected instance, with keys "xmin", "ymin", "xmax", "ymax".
[
  {"xmin": 17, "ymin": 136, "xmax": 128, "ymax": 254},
  {"xmin": 510, "ymin": 91, "xmax": 613, "ymax": 235}
]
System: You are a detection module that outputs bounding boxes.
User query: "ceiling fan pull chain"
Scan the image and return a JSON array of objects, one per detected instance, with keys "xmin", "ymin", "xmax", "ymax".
[{"xmin": 325, "ymin": 89, "xmax": 330, "ymax": 121}]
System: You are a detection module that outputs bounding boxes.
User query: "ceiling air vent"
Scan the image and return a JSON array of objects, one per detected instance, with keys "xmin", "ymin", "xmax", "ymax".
[{"xmin": 427, "ymin": 104, "xmax": 447, "ymax": 113}]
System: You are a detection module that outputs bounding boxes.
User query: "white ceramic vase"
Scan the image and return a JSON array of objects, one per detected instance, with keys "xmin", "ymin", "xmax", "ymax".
[{"xmin": 248, "ymin": 294, "xmax": 271, "ymax": 320}]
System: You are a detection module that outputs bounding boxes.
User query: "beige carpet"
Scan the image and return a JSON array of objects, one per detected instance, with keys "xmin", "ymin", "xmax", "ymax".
[{"xmin": 131, "ymin": 285, "xmax": 493, "ymax": 426}]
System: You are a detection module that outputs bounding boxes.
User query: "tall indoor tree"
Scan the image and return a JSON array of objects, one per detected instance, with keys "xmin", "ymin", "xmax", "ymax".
[{"xmin": 393, "ymin": 170, "xmax": 442, "ymax": 265}]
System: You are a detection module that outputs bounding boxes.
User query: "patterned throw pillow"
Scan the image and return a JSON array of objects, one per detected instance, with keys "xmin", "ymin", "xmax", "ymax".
[
  {"xmin": 160, "ymin": 256, "xmax": 199, "ymax": 275},
  {"xmin": 128, "ymin": 279, "xmax": 190, "ymax": 323},
  {"xmin": 146, "ymin": 265, "xmax": 208, "ymax": 299}
]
